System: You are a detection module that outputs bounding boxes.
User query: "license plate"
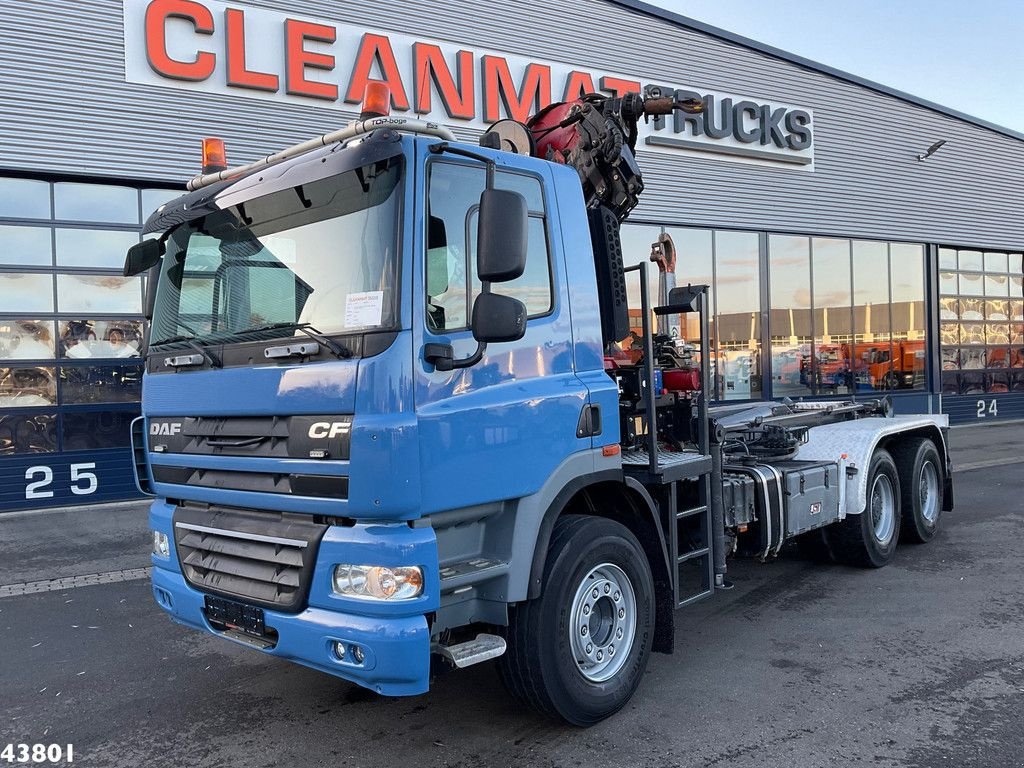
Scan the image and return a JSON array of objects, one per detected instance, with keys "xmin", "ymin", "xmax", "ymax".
[{"xmin": 204, "ymin": 595, "xmax": 266, "ymax": 637}]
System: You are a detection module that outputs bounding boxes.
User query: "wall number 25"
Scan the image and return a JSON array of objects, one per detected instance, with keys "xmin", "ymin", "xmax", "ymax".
[
  {"xmin": 976, "ymin": 399, "xmax": 998, "ymax": 418},
  {"xmin": 24, "ymin": 463, "xmax": 99, "ymax": 500}
]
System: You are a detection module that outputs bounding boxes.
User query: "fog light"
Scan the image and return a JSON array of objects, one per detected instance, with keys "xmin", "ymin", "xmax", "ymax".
[
  {"xmin": 351, "ymin": 645, "xmax": 365, "ymax": 664},
  {"xmin": 333, "ymin": 565, "xmax": 423, "ymax": 600},
  {"xmin": 152, "ymin": 530, "xmax": 170, "ymax": 558},
  {"xmin": 334, "ymin": 641, "xmax": 346, "ymax": 660}
]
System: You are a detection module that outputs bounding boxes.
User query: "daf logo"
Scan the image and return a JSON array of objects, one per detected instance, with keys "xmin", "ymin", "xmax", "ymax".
[
  {"xmin": 308, "ymin": 422, "xmax": 351, "ymax": 439},
  {"xmin": 150, "ymin": 422, "xmax": 182, "ymax": 436}
]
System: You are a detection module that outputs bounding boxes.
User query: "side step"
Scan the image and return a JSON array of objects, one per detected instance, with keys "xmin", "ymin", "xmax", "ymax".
[{"xmin": 432, "ymin": 633, "xmax": 507, "ymax": 669}]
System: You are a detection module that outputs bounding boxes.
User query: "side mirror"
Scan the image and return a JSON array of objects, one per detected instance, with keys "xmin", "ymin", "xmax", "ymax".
[
  {"xmin": 477, "ymin": 188, "xmax": 527, "ymax": 283},
  {"xmin": 471, "ymin": 293, "xmax": 526, "ymax": 343},
  {"xmin": 124, "ymin": 238, "xmax": 164, "ymax": 277}
]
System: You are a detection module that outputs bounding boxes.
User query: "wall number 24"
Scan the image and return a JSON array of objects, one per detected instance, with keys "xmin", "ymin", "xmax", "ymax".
[
  {"xmin": 976, "ymin": 399, "xmax": 999, "ymax": 418},
  {"xmin": 25, "ymin": 463, "xmax": 99, "ymax": 500}
]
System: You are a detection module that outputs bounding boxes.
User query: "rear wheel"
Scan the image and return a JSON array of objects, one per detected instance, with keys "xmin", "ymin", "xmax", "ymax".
[
  {"xmin": 894, "ymin": 438, "xmax": 943, "ymax": 543},
  {"xmin": 499, "ymin": 515, "xmax": 655, "ymax": 726},
  {"xmin": 826, "ymin": 449, "xmax": 901, "ymax": 567}
]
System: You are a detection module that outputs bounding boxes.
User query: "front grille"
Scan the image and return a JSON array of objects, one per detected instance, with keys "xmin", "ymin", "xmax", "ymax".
[
  {"xmin": 152, "ymin": 466, "xmax": 348, "ymax": 499},
  {"xmin": 173, "ymin": 505, "xmax": 328, "ymax": 612}
]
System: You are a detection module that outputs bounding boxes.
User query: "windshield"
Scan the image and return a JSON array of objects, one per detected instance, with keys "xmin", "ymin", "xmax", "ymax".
[{"xmin": 150, "ymin": 155, "xmax": 403, "ymax": 348}]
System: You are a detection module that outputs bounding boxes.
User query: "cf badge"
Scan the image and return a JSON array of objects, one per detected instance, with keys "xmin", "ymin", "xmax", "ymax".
[{"xmin": 308, "ymin": 422, "xmax": 352, "ymax": 439}]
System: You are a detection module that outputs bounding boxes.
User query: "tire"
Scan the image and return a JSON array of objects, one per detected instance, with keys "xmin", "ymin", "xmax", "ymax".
[
  {"xmin": 498, "ymin": 515, "xmax": 655, "ymax": 726},
  {"xmin": 893, "ymin": 438, "xmax": 943, "ymax": 543},
  {"xmin": 825, "ymin": 449, "xmax": 901, "ymax": 568}
]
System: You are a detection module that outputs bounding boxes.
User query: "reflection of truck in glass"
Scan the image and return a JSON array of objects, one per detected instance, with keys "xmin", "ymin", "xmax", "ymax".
[
  {"xmin": 856, "ymin": 340, "xmax": 926, "ymax": 390},
  {"xmin": 126, "ymin": 87, "xmax": 953, "ymax": 725}
]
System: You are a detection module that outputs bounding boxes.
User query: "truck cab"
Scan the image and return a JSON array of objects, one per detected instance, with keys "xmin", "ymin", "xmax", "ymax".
[{"xmin": 136, "ymin": 127, "xmax": 626, "ymax": 699}]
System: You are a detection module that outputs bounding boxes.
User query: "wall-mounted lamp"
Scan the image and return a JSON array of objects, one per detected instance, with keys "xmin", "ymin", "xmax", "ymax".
[{"xmin": 917, "ymin": 139, "xmax": 948, "ymax": 161}]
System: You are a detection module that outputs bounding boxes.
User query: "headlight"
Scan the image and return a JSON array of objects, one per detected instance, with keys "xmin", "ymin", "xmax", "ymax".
[
  {"xmin": 152, "ymin": 530, "xmax": 170, "ymax": 558},
  {"xmin": 333, "ymin": 564, "xmax": 423, "ymax": 600}
]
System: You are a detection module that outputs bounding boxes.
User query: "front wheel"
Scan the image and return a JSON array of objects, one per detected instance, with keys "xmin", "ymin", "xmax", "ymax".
[
  {"xmin": 826, "ymin": 449, "xmax": 902, "ymax": 567},
  {"xmin": 499, "ymin": 515, "xmax": 655, "ymax": 726}
]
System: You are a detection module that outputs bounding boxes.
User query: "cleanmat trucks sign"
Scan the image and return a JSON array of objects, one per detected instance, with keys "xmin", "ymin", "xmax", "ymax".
[{"xmin": 123, "ymin": 0, "xmax": 815, "ymax": 167}]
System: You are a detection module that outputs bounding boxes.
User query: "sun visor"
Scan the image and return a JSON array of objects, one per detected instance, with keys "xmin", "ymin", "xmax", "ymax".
[{"xmin": 143, "ymin": 129, "xmax": 406, "ymax": 235}]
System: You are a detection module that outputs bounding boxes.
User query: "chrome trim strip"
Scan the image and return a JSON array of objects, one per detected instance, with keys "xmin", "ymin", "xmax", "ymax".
[{"xmin": 174, "ymin": 522, "xmax": 308, "ymax": 549}]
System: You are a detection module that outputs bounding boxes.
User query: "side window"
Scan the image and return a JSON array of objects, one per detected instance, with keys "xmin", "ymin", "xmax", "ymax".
[{"xmin": 426, "ymin": 162, "xmax": 552, "ymax": 333}]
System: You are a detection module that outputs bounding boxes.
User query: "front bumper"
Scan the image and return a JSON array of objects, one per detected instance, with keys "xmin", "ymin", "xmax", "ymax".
[{"xmin": 149, "ymin": 501, "xmax": 438, "ymax": 697}]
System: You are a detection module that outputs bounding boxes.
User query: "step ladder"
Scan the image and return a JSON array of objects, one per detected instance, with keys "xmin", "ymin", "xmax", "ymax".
[{"xmin": 669, "ymin": 474, "xmax": 714, "ymax": 607}]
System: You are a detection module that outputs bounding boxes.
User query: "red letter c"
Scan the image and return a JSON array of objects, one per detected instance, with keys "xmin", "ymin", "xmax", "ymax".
[{"xmin": 145, "ymin": 0, "xmax": 216, "ymax": 82}]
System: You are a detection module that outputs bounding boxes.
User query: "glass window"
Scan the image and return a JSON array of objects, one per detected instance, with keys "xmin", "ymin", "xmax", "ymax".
[
  {"xmin": 889, "ymin": 243, "xmax": 926, "ymax": 391},
  {"xmin": 57, "ymin": 274, "xmax": 142, "ymax": 314},
  {"xmin": 495, "ymin": 174, "xmax": 544, "ymax": 212},
  {"xmin": 769, "ymin": 234, "xmax": 812, "ymax": 397},
  {"xmin": 62, "ymin": 411, "xmax": 136, "ymax": 451},
  {"xmin": 0, "ymin": 177, "xmax": 50, "ymax": 220},
  {"xmin": 0, "ymin": 225, "xmax": 52, "ymax": 266},
  {"xmin": 426, "ymin": 162, "xmax": 552, "ymax": 333},
  {"xmin": 617, "ymin": 224, "xmax": 664, "ymax": 363},
  {"xmin": 985, "ymin": 274, "xmax": 1009, "ymax": 297},
  {"xmin": 812, "ymin": 238, "xmax": 853, "ymax": 395},
  {"xmin": 0, "ymin": 365, "xmax": 56, "ymax": 406},
  {"xmin": 939, "ymin": 297, "xmax": 959, "ymax": 321},
  {"xmin": 0, "ymin": 320, "xmax": 56, "ymax": 360},
  {"xmin": 715, "ymin": 231, "xmax": 760, "ymax": 400},
  {"xmin": 666, "ymin": 227, "xmax": 714, "ymax": 361},
  {"xmin": 55, "ymin": 228, "xmax": 139, "ymax": 268},
  {"xmin": 469, "ymin": 216, "xmax": 552, "ymax": 317},
  {"xmin": 152, "ymin": 157, "xmax": 404, "ymax": 345},
  {"xmin": 0, "ymin": 273, "xmax": 54, "ymax": 312},
  {"xmin": 426, "ymin": 163, "xmax": 478, "ymax": 331},
  {"xmin": 959, "ymin": 297, "xmax": 984, "ymax": 320},
  {"xmin": 852, "ymin": 241, "xmax": 891, "ymax": 393},
  {"xmin": 53, "ymin": 183, "xmax": 139, "ymax": 225},
  {"xmin": 986, "ymin": 299, "xmax": 1009, "ymax": 321},
  {"xmin": 958, "ymin": 250, "xmax": 983, "ymax": 271},
  {"xmin": 0, "ymin": 411, "xmax": 57, "ymax": 454},
  {"xmin": 938, "ymin": 248, "xmax": 957, "ymax": 270},
  {"xmin": 1010, "ymin": 254, "xmax": 1023, "ymax": 273},
  {"xmin": 985, "ymin": 252, "xmax": 1009, "ymax": 273},
  {"xmin": 142, "ymin": 188, "xmax": 182, "ymax": 218},
  {"xmin": 59, "ymin": 319, "xmax": 143, "ymax": 358},
  {"xmin": 60, "ymin": 363, "xmax": 143, "ymax": 404},
  {"xmin": 959, "ymin": 272, "xmax": 985, "ymax": 296},
  {"xmin": 939, "ymin": 271, "xmax": 957, "ymax": 295}
]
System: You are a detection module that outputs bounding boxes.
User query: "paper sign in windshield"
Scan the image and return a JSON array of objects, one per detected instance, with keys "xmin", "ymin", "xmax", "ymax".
[{"xmin": 345, "ymin": 291, "xmax": 384, "ymax": 328}]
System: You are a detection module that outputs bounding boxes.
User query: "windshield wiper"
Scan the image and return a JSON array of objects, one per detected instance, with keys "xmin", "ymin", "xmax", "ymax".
[
  {"xmin": 149, "ymin": 334, "xmax": 222, "ymax": 368},
  {"xmin": 244, "ymin": 322, "xmax": 353, "ymax": 359},
  {"xmin": 295, "ymin": 324, "xmax": 353, "ymax": 359}
]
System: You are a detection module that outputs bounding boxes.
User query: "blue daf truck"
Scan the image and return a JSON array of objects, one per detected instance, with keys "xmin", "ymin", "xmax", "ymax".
[{"xmin": 126, "ymin": 87, "xmax": 953, "ymax": 725}]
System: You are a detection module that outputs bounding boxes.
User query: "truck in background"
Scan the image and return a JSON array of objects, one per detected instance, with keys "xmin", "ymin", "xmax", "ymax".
[{"xmin": 125, "ymin": 84, "xmax": 952, "ymax": 725}]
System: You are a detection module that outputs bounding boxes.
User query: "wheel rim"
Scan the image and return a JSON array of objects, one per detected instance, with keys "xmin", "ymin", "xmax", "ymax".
[
  {"xmin": 569, "ymin": 563, "xmax": 636, "ymax": 683},
  {"xmin": 920, "ymin": 461, "xmax": 940, "ymax": 523},
  {"xmin": 870, "ymin": 473, "xmax": 896, "ymax": 545}
]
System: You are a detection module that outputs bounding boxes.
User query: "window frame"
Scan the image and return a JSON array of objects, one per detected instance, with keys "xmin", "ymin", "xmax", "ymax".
[{"xmin": 423, "ymin": 158, "xmax": 556, "ymax": 336}]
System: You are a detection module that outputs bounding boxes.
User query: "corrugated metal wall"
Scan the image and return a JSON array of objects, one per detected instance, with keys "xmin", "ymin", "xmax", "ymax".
[{"xmin": 1, "ymin": 0, "xmax": 1022, "ymax": 250}]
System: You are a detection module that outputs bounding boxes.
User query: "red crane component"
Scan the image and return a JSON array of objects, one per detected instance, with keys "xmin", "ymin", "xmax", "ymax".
[{"xmin": 521, "ymin": 91, "xmax": 703, "ymax": 223}]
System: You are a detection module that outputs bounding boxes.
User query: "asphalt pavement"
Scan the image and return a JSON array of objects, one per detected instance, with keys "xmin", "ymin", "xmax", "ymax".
[{"xmin": 2, "ymin": 423, "xmax": 1023, "ymax": 767}]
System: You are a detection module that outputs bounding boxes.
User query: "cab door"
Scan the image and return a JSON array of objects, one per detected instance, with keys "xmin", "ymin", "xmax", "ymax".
[{"xmin": 411, "ymin": 147, "xmax": 592, "ymax": 514}]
